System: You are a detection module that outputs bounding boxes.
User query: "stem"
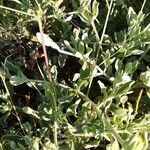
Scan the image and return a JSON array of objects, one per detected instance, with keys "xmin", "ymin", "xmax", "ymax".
[
  {"xmin": 37, "ymin": 11, "xmax": 52, "ymax": 82},
  {"xmin": 141, "ymin": 0, "xmax": 147, "ymax": 12},
  {"xmin": 87, "ymin": 0, "xmax": 114, "ymax": 95},
  {"xmin": 134, "ymin": 89, "xmax": 143, "ymax": 116},
  {"xmin": 37, "ymin": 22, "xmax": 55, "ymax": 146},
  {"xmin": 93, "ymin": 0, "xmax": 114, "ymax": 61},
  {"xmin": 105, "ymin": 0, "xmax": 109, "ymax": 8},
  {"xmin": 0, "ymin": 5, "xmax": 34, "ymax": 16},
  {"xmin": 103, "ymin": 116, "xmax": 124, "ymax": 145},
  {"xmin": 35, "ymin": 4, "xmax": 57, "ymax": 146},
  {"xmin": 53, "ymin": 98, "xmax": 58, "ymax": 149},
  {"xmin": 50, "ymin": 83, "xmax": 58, "ymax": 149}
]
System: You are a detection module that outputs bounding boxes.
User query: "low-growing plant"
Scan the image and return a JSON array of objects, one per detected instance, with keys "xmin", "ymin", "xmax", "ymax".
[{"xmin": 0, "ymin": 0, "xmax": 150, "ymax": 149}]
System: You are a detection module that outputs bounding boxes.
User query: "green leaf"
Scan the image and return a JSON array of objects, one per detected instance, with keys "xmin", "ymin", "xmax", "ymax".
[
  {"xmin": 115, "ymin": 59, "xmax": 123, "ymax": 72},
  {"xmin": 127, "ymin": 7, "xmax": 137, "ymax": 26},
  {"xmin": 78, "ymin": 41, "xmax": 85, "ymax": 54},
  {"xmin": 131, "ymin": 49, "xmax": 143, "ymax": 55},
  {"xmin": 107, "ymin": 139, "xmax": 120, "ymax": 150},
  {"xmin": 22, "ymin": 107, "xmax": 40, "ymax": 119},
  {"xmin": 38, "ymin": 103, "xmax": 53, "ymax": 121},
  {"xmin": 77, "ymin": 79, "xmax": 89, "ymax": 91},
  {"xmin": 10, "ymin": 74, "xmax": 28, "ymax": 86},
  {"xmin": 115, "ymin": 81, "xmax": 134, "ymax": 97},
  {"xmin": 51, "ymin": 65, "xmax": 58, "ymax": 81},
  {"xmin": 140, "ymin": 70, "xmax": 150, "ymax": 87},
  {"xmin": 23, "ymin": 122, "xmax": 32, "ymax": 134},
  {"xmin": 92, "ymin": 0, "xmax": 99, "ymax": 20},
  {"xmin": 77, "ymin": 1, "xmax": 92, "ymax": 25},
  {"xmin": 80, "ymin": 67, "xmax": 91, "ymax": 79},
  {"xmin": 66, "ymin": 99, "xmax": 81, "ymax": 117},
  {"xmin": 114, "ymin": 31, "xmax": 125, "ymax": 43},
  {"xmin": 124, "ymin": 132, "xmax": 148, "ymax": 150},
  {"xmin": 98, "ymin": 80, "xmax": 107, "ymax": 97},
  {"xmin": 2, "ymin": 134, "xmax": 21, "ymax": 144},
  {"xmin": 78, "ymin": 10, "xmax": 92, "ymax": 24},
  {"xmin": 0, "ymin": 102, "xmax": 12, "ymax": 113},
  {"xmin": 4, "ymin": 61, "xmax": 22, "ymax": 75},
  {"xmin": 125, "ymin": 61, "xmax": 139, "ymax": 74},
  {"xmin": 44, "ymin": 81, "xmax": 56, "ymax": 102},
  {"xmin": 64, "ymin": 40, "xmax": 75, "ymax": 53}
]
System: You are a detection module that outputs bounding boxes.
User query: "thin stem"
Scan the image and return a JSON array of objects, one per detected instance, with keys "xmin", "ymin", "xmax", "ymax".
[
  {"xmin": 97, "ymin": 0, "xmax": 114, "ymax": 60},
  {"xmin": 103, "ymin": 116, "xmax": 124, "ymax": 145},
  {"xmin": 35, "ymin": 3, "xmax": 57, "ymax": 146},
  {"xmin": 37, "ymin": 10, "xmax": 52, "ymax": 82},
  {"xmin": 141, "ymin": 0, "xmax": 147, "ymax": 12},
  {"xmin": 38, "ymin": 20, "xmax": 49, "ymax": 69},
  {"xmin": 52, "ymin": 85, "xmax": 58, "ymax": 149},
  {"xmin": 87, "ymin": 0, "xmax": 114, "ymax": 95},
  {"xmin": 48, "ymin": 82, "xmax": 58, "ymax": 149},
  {"xmin": 52, "ymin": 96, "xmax": 58, "ymax": 149},
  {"xmin": 134, "ymin": 89, "xmax": 143, "ymax": 116},
  {"xmin": 105, "ymin": 0, "xmax": 109, "ymax": 8},
  {"xmin": 0, "ymin": 5, "xmax": 34, "ymax": 17}
]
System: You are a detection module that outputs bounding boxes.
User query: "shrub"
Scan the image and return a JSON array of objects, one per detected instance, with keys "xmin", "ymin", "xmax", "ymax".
[{"xmin": 0, "ymin": 0, "xmax": 150, "ymax": 149}]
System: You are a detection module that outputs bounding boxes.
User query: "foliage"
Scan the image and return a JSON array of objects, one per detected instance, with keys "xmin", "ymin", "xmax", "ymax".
[{"xmin": 0, "ymin": 0, "xmax": 150, "ymax": 149}]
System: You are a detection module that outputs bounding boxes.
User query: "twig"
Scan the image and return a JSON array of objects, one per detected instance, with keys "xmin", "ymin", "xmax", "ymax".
[
  {"xmin": 134, "ymin": 89, "xmax": 143, "ymax": 116},
  {"xmin": 141, "ymin": 0, "xmax": 147, "ymax": 12},
  {"xmin": 36, "ymin": 10, "xmax": 52, "ymax": 82},
  {"xmin": 0, "ymin": 5, "xmax": 34, "ymax": 17}
]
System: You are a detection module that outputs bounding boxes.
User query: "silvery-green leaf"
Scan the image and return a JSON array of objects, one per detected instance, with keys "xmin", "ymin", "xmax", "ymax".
[
  {"xmin": 115, "ymin": 59, "xmax": 123, "ymax": 71},
  {"xmin": 36, "ymin": 32, "xmax": 60, "ymax": 50},
  {"xmin": 75, "ymin": 52, "xmax": 83, "ymax": 59},
  {"xmin": 10, "ymin": 74, "xmax": 28, "ymax": 86},
  {"xmin": 23, "ymin": 107, "xmax": 40, "ymax": 119},
  {"xmin": 11, "ymin": 0, "xmax": 22, "ymax": 4},
  {"xmin": 65, "ymin": 15, "xmax": 73, "ymax": 22},
  {"xmin": 64, "ymin": 40, "xmax": 75, "ymax": 52},
  {"xmin": 131, "ymin": 49, "xmax": 143, "ymax": 55},
  {"xmin": 124, "ymin": 132, "xmax": 148, "ymax": 150},
  {"xmin": 73, "ymin": 73, "xmax": 80, "ymax": 81},
  {"xmin": 122, "ymin": 73, "xmax": 131, "ymax": 83},
  {"xmin": 107, "ymin": 139, "xmax": 120, "ymax": 150},
  {"xmin": 36, "ymin": 33, "xmax": 82, "ymax": 58},
  {"xmin": 140, "ymin": 70, "xmax": 150, "ymax": 87},
  {"xmin": 92, "ymin": 0, "xmax": 99, "ymax": 20}
]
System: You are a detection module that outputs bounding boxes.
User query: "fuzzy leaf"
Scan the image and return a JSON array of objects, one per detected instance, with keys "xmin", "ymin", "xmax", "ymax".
[
  {"xmin": 23, "ymin": 107, "xmax": 40, "ymax": 119},
  {"xmin": 10, "ymin": 74, "xmax": 28, "ymax": 86},
  {"xmin": 92, "ymin": 0, "xmax": 99, "ymax": 20},
  {"xmin": 140, "ymin": 70, "xmax": 150, "ymax": 87},
  {"xmin": 36, "ymin": 32, "xmax": 60, "ymax": 50}
]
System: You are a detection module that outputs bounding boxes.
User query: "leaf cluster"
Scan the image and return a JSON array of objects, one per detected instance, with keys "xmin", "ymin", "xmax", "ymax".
[{"xmin": 0, "ymin": 0, "xmax": 150, "ymax": 149}]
